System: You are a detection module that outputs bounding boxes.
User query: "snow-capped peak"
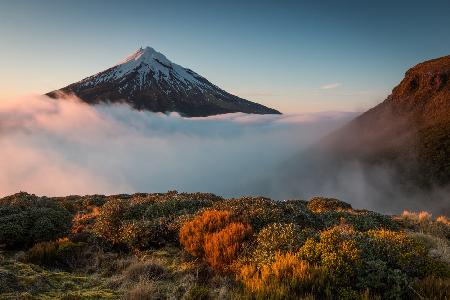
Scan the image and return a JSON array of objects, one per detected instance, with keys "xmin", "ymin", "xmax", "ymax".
[
  {"xmin": 79, "ymin": 46, "xmax": 210, "ymax": 91},
  {"xmin": 117, "ymin": 46, "xmax": 171, "ymax": 67}
]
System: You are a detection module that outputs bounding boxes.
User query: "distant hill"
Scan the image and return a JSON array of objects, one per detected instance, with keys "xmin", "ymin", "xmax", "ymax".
[
  {"xmin": 274, "ymin": 55, "xmax": 450, "ymax": 213},
  {"xmin": 321, "ymin": 55, "xmax": 450, "ymax": 187},
  {"xmin": 47, "ymin": 47, "xmax": 280, "ymax": 117}
]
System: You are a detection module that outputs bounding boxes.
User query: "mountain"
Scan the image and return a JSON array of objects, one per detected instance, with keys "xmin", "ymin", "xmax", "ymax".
[
  {"xmin": 321, "ymin": 55, "xmax": 450, "ymax": 188},
  {"xmin": 272, "ymin": 55, "xmax": 450, "ymax": 213},
  {"xmin": 47, "ymin": 47, "xmax": 281, "ymax": 117}
]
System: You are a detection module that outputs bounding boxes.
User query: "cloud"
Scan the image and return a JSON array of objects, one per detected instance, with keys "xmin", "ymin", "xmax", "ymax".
[
  {"xmin": 320, "ymin": 82, "xmax": 342, "ymax": 90},
  {"xmin": 0, "ymin": 95, "xmax": 354, "ymax": 198}
]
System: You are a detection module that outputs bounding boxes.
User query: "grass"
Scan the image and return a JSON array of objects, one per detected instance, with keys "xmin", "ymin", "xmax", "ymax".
[{"xmin": 0, "ymin": 256, "xmax": 116, "ymax": 299}]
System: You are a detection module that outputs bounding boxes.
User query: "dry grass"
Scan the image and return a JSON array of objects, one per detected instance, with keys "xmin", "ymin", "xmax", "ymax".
[
  {"xmin": 122, "ymin": 280, "xmax": 163, "ymax": 300},
  {"xmin": 410, "ymin": 232, "xmax": 450, "ymax": 263}
]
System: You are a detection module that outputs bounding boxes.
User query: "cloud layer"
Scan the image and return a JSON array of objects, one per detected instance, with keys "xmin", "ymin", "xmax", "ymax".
[{"xmin": 0, "ymin": 95, "xmax": 353, "ymax": 198}]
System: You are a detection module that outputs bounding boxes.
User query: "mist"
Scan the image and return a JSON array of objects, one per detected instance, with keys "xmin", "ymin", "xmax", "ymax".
[
  {"xmin": 0, "ymin": 95, "xmax": 353, "ymax": 198},
  {"xmin": 2, "ymin": 95, "xmax": 447, "ymax": 215}
]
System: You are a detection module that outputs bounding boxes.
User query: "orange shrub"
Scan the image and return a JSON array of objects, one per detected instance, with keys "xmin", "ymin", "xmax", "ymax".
[
  {"xmin": 204, "ymin": 222, "xmax": 252, "ymax": 271},
  {"xmin": 179, "ymin": 210, "xmax": 252, "ymax": 271},
  {"xmin": 179, "ymin": 210, "xmax": 233, "ymax": 257},
  {"xmin": 238, "ymin": 252, "xmax": 327, "ymax": 298}
]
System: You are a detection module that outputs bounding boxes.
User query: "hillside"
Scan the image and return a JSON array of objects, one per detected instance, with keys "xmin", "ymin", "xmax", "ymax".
[
  {"xmin": 271, "ymin": 55, "xmax": 450, "ymax": 214},
  {"xmin": 322, "ymin": 55, "xmax": 450, "ymax": 187},
  {"xmin": 0, "ymin": 191, "xmax": 449, "ymax": 299},
  {"xmin": 47, "ymin": 47, "xmax": 281, "ymax": 117}
]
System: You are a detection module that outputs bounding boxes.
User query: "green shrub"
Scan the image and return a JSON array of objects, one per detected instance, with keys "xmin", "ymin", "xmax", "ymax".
[
  {"xmin": 307, "ymin": 197, "xmax": 352, "ymax": 213},
  {"xmin": 212, "ymin": 197, "xmax": 286, "ymax": 230},
  {"xmin": 0, "ymin": 192, "xmax": 72, "ymax": 249},
  {"xmin": 298, "ymin": 225, "xmax": 361, "ymax": 287},
  {"xmin": 93, "ymin": 199, "xmax": 128, "ymax": 245},
  {"xmin": 278, "ymin": 200, "xmax": 320, "ymax": 227},
  {"xmin": 144, "ymin": 199, "xmax": 212, "ymax": 220},
  {"xmin": 355, "ymin": 259, "xmax": 408, "ymax": 299},
  {"xmin": 25, "ymin": 238, "xmax": 85, "ymax": 269},
  {"xmin": 366, "ymin": 229, "xmax": 429, "ymax": 277},
  {"xmin": 252, "ymin": 223, "xmax": 316, "ymax": 265},
  {"xmin": 119, "ymin": 219, "xmax": 176, "ymax": 249},
  {"xmin": 318, "ymin": 210, "xmax": 399, "ymax": 231}
]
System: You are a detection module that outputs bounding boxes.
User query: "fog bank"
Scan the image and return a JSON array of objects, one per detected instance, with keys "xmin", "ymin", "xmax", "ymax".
[{"xmin": 0, "ymin": 95, "xmax": 353, "ymax": 199}]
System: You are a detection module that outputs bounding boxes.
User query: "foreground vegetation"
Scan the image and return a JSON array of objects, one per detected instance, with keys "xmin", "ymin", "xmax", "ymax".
[{"xmin": 0, "ymin": 192, "xmax": 449, "ymax": 299}]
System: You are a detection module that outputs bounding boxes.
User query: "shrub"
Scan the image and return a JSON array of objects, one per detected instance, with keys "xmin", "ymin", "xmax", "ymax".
[
  {"xmin": 25, "ymin": 238, "xmax": 85, "ymax": 269},
  {"xmin": 179, "ymin": 210, "xmax": 234, "ymax": 257},
  {"xmin": 119, "ymin": 220, "xmax": 176, "ymax": 250},
  {"xmin": 93, "ymin": 199, "xmax": 128, "ymax": 244},
  {"xmin": 0, "ymin": 193, "xmax": 72, "ymax": 249},
  {"xmin": 278, "ymin": 200, "xmax": 319, "ymax": 228},
  {"xmin": 212, "ymin": 197, "xmax": 286, "ymax": 230},
  {"xmin": 307, "ymin": 197, "xmax": 352, "ymax": 213},
  {"xmin": 179, "ymin": 210, "xmax": 251, "ymax": 271},
  {"xmin": 318, "ymin": 210, "xmax": 399, "ymax": 231},
  {"xmin": 71, "ymin": 207, "xmax": 100, "ymax": 234},
  {"xmin": 355, "ymin": 259, "xmax": 408, "ymax": 299},
  {"xmin": 252, "ymin": 223, "xmax": 316, "ymax": 265},
  {"xmin": 239, "ymin": 252, "xmax": 328, "ymax": 298},
  {"xmin": 144, "ymin": 199, "xmax": 212, "ymax": 220},
  {"xmin": 366, "ymin": 229, "xmax": 429, "ymax": 277},
  {"xmin": 298, "ymin": 225, "xmax": 361, "ymax": 286},
  {"xmin": 203, "ymin": 222, "xmax": 252, "ymax": 271}
]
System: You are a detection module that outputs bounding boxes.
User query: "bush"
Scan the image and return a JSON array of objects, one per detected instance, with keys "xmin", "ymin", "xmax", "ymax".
[
  {"xmin": 144, "ymin": 199, "xmax": 212, "ymax": 220},
  {"xmin": 298, "ymin": 225, "xmax": 361, "ymax": 286},
  {"xmin": 307, "ymin": 197, "xmax": 352, "ymax": 213},
  {"xmin": 252, "ymin": 223, "xmax": 316, "ymax": 265},
  {"xmin": 366, "ymin": 229, "xmax": 429, "ymax": 277},
  {"xmin": 204, "ymin": 222, "xmax": 252, "ymax": 271},
  {"xmin": 179, "ymin": 210, "xmax": 251, "ymax": 271},
  {"xmin": 179, "ymin": 210, "xmax": 234, "ymax": 257},
  {"xmin": 25, "ymin": 238, "xmax": 85, "ymax": 269},
  {"xmin": 93, "ymin": 199, "xmax": 128, "ymax": 244},
  {"xmin": 0, "ymin": 193, "xmax": 72, "ymax": 249},
  {"xmin": 355, "ymin": 259, "xmax": 408, "ymax": 299},
  {"xmin": 212, "ymin": 197, "xmax": 286, "ymax": 230},
  {"xmin": 119, "ymin": 219, "xmax": 177, "ymax": 250},
  {"xmin": 239, "ymin": 252, "xmax": 328, "ymax": 299},
  {"xmin": 318, "ymin": 210, "xmax": 399, "ymax": 231}
]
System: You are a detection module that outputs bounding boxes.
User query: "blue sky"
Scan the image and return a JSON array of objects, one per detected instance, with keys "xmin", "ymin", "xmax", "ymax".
[{"xmin": 1, "ymin": 0, "xmax": 450, "ymax": 112}]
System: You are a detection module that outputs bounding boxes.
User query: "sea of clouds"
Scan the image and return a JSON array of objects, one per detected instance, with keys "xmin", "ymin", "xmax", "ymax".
[{"xmin": 0, "ymin": 95, "xmax": 354, "ymax": 199}]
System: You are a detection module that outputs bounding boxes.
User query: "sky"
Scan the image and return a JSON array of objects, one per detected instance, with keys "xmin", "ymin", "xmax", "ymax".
[{"xmin": 1, "ymin": 0, "xmax": 450, "ymax": 113}]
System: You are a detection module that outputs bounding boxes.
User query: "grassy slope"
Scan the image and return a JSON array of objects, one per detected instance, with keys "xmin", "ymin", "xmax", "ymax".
[{"xmin": 0, "ymin": 192, "xmax": 449, "ymax": 300}]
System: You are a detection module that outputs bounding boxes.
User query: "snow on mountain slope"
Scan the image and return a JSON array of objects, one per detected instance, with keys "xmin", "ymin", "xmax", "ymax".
[{"xmin": 47, "ymin": 47, "xmax": 281, "ymax": 117}]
